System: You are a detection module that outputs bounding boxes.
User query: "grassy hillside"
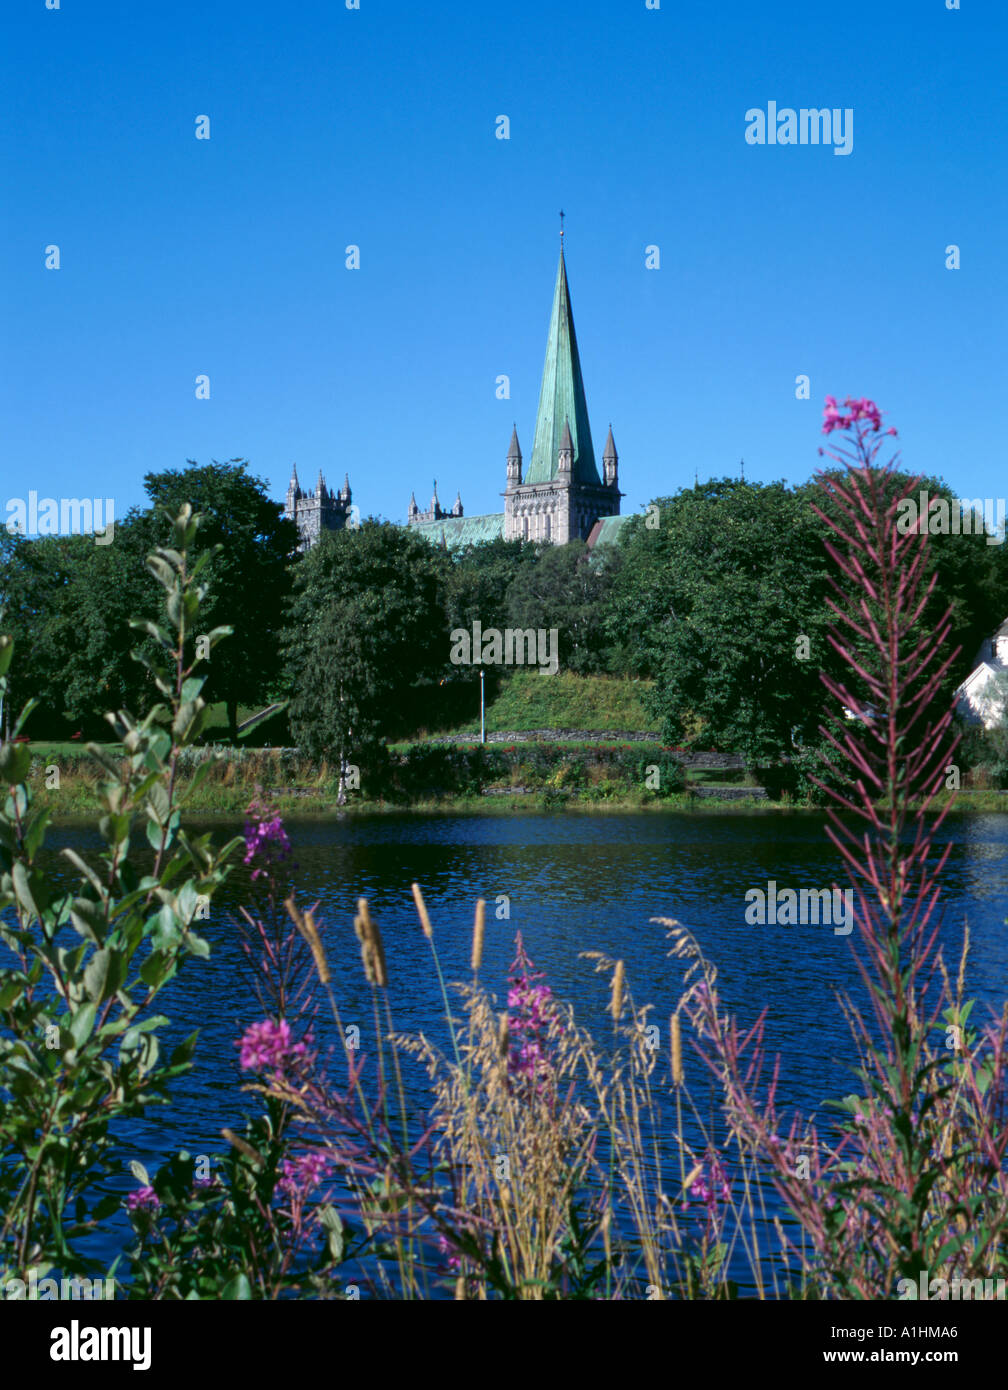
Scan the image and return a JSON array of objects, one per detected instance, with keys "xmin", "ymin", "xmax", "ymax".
[
  {"xmin": 26, "ymin": 675, "xmax": 660, "ymax": 761},
  {"xmin": 413, "ymin": 671, "xmax": 660, "ymax": 736}
]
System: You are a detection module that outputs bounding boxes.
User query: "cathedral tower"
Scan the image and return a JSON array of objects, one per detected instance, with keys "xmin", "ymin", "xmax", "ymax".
[
  {"xmin": 504, "ymin": 241, "xmax": 621, "ymax": 543},
  {"xmin": 284, "ymin": 464, "xmax": 354, "ymax": 550}
]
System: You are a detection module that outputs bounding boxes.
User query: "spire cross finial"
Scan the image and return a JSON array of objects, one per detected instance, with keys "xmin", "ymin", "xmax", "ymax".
[
  {"xmin": 559, "ymin": 209, "xmax": 565, "ymax": 244},
  {"xmin": 740, "ymin": 458, "xmax": 745, "ymax": 480}
]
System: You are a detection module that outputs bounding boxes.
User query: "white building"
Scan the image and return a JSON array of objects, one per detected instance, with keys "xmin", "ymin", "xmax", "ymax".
[{"xmin": 955, "ymin": 618, "xmax": 1008, "ymax": 728}]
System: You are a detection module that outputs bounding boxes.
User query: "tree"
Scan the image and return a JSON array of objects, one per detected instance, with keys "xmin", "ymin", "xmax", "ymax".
[
  {"xmin": 610, "ymin": 479, "xmax": 840, "ymax": 764},
  {"xmin": 142, "ymin": 460, "xmax": 301, "ymax": 741},
  {"xmin": 0, "ymin": 518, "xmax": 161, "ymax": 736},
  {"xmin": 504, "ymin": 540, "xmax": 617, "ymax": 674},
  {"xmin": 282, "ymin": 522, "xmax": 445, "ymax": 790},
  {"xmin": 443, "ymin": 537, "xmax": 538, "ymax": 636}
]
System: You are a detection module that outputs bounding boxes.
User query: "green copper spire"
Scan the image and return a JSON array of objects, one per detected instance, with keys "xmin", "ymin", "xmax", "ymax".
[{"xmin": 525, "ymin": 249, "xmax": 600, "ymax": 486}]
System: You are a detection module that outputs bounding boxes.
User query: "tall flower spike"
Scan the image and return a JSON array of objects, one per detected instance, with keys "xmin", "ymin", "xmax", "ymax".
[
  {"xmin": 354, "ymin": 898, "xmax": 387, "ymax": 987},
  {"xmin": 411, "ymin": 882, "xmax": 433, "ymax": 939},
  {"xmin": 471, "ymin": 898, "xmax": 486, "ymax": 971}
]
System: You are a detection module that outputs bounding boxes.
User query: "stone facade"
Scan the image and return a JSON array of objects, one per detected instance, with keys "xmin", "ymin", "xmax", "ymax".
[
  {"xmin": 407, "ymin": 482, "xmax": 463, "ymax": 525},
  {"xmin": 503, "ymin": 420, "xmax": 620, "ymax": 544},
  {"xmin": 284, "ymin": 464, "xmax": 353, "ymax": 550},
  {"xmin": 407, "ymin": 243, "xmax": 622, "ymax": 548}
]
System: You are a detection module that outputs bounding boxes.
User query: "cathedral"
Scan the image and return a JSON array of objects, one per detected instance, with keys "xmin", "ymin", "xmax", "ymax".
[
  {"xmin": 284, "ymin": 465, "xmax": 353, "ymax": 551},
  {"xmin": 285, "ymin": 240, "xmax": 627, "ymax": 551}
]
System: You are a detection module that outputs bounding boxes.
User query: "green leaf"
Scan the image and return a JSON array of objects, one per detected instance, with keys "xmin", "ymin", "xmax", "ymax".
[
  {"xmin": 19, "ymin": 809, "xmax": 49, "ymax": 863},
  {"xmin": 12, "ymin": 861, "xmax": 41, "ymax": 921},
  {"xmin": 139, "ymin": 951, "xmax": 174, "ymax": 991},
  {"xmin": 146, "ymin": 817, "xmax": 167, "ymax": 853},
  {"xmin": 83, "ymin": 948, "xmax": 122, "ymax": 1003},
  {"xmin": 0, "ymin": 978, "xmax": 22, "ymax": 1009},
  {"xmin": 184, "ymin": 931, "xmax": 210, "ymax": 960},
  {"xmin": 12, "ymin": 698, "xmax": 39, "ymax": 739},
  {"xmin": 130, "ymin": 1160, "xmax": 151, "ymax": 1186},
  {"xmin": 221, "ymin": 1274, "xmax": 252, "ymax": 1300},
  {"xmin": 69, "ymin": 898, "xmax": 108, "ymax": 945},
  {"xmin": 68, "ymin": 1002, "xmax": 97, "ymax": 1048},
  {"xmin": 0, "ymin": 740, "xmax": 31, "ymax": 785},
  {"xmin": 62, "ymin": 849, "xmax": 105, "ymax": 896},
  {"xmin": 143, "ymin": 554, "xmax": 177, "ymax": 590},
  {"xmin": 168, "ymin": 1030, "xmax": 199, "ymax": 1067},
  {"xmin": 319, "ymin": 1206, "xmax": 344, "ymax": 1262},
  {"xmin": 130, "ymin": 617, "xmax": 174, "ymax": 650}
]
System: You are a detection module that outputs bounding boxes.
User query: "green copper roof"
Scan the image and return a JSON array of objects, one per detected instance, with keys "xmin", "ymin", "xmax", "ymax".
[
  {"xmin": 586, "ymin": 514, "xmax": 631, "ymax": 548},
  {"xmin": 410, "ymin": 513, "xmax": 505, "ymax": 550},
  {"xmin": 525, "ymin": 250, "xmax": 600, "ymax": 487}
]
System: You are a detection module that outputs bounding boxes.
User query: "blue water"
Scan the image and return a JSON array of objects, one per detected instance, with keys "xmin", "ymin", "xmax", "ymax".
[{"xmin": 8, "ymin": 809, "xmax": 1008, "ymax": 1293}]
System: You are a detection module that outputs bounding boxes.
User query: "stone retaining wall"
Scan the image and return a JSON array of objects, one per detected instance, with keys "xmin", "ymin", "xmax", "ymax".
[{"xmin": 420, "ymin": 731, "xmax": 744, "ymax": 769}]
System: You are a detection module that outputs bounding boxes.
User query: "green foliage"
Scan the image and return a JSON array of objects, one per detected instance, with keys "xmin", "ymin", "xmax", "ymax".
[
  {"xmin": 385, "ymin": 742, "xmax": 684, "ymax": 803},
  {"xmin": 611, "ymin": 479, "xmax": 839, "ymax": 764},
  {"xmin": 609, "ymin": 472, "xmax": 1008, "ymax": 768},
  {"xmin": 142, "ymin": 461, "xmax": 301, "ymax": 740},
  {"xmin": 0, "ymin": 462, "xmax": 298, "ymax": 742},
  {"xmin": 282, "ymin": 522, "xmax": 446, "ymax": 779},
  {"xmin": 122, "ymin": 1119, "xmax": 342, "ymax": 1300},
  {"xmin": 956, "ymin": 718, "xmax": 1008, "ymax": 788},
  {"xmin": 809, "ymin": 468, "xmax": 1008, "ymax": 701},
  {"xmin": 503, "ymin": 540, "xmax": 619, "ymax": 674},
  {"xmin": 0, "ymin": 518, "xmax": 160, "ymax": 736},
  {"xmin": 0, "ymin": 507, "xmax": 241, "ymax": 1284},
  {"xmin": 442, "ymin": 536, "xmax": 538, "ymax": 636}
]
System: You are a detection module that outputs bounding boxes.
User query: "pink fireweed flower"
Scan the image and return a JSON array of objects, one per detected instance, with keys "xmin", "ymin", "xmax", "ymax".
[
  {"xmin": 277, "ymin": 1150, "xmax": 331, "ymax": 1200},
  {"xmin": 507, "ymin": 933, "xmax": 555, "ymax": 1094},
  {"xmin": 437, "ymin": 1234, "xmax": 462, "ymax": 1273},
  {"xmin": 243, "ymin": 798, "xmax": 292, "ymax": 881},
  {"xmin": 821, "ymin": 394, "xmax": 896, "ymax": 437},
  {"xmin": 126, "ymin": 1186, "xmax": 160, "ymax": 1213},
  {"xmin": 238, "ymin": 1017, "xmax": 308, "ymax": 1072},
  {"xmin": 683, "ymin": 1155, "xmax": 731, "ymax": 1216}
]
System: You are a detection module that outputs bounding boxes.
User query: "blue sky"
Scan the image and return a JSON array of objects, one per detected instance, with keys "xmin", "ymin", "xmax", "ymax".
[{"xmin": 2, "ymin": 0, "xmax": 1004, "ymax": 528}]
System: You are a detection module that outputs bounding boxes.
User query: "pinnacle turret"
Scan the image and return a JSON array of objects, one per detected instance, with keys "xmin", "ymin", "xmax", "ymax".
[{"xmin": 603, "ymin": 425, "xmax": 619, "ymax": 488}]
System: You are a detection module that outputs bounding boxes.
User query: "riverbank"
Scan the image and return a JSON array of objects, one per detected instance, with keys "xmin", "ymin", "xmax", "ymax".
[
  {"xmin": 31, "ymin": 780, "xmax": 1008, "ymax": 821},
  {"xmin": 22, "ymin": 740, "xmax": 1008, "ymax": 820}
]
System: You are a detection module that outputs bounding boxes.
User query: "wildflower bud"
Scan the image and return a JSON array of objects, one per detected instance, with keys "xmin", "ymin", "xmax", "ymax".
[
  {"xmin": 286, "ymin": 896, "xmax": 331, "ymax": 985},
  {"xmin": 356, "ymin": 898, "xmax": 387, "ymax": 987},
  {"xmin": 683, "ymin": 1161, "xmax": 703, "ymax": 1193},
  {"xmin": 610, "ymin": 960, "xmax": 625, "ymax": 1021},
  {"xmin": 411, "ymin": 881, "xmax": 433, "ymax": 939},
  {"xmin": 305, "ymin": 910, "xmax": 332, "ymax": 986},
  {"xmin": 671, "ymin": 1012, "xmax": 683, "ymax": 1085},
  {"xmin": 353, "ymin": 911, "xmax": 376, "ymax": 983},
  {"xmin": 471, "ymin": 898, "xmax": 486, "ymax": 971}
]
